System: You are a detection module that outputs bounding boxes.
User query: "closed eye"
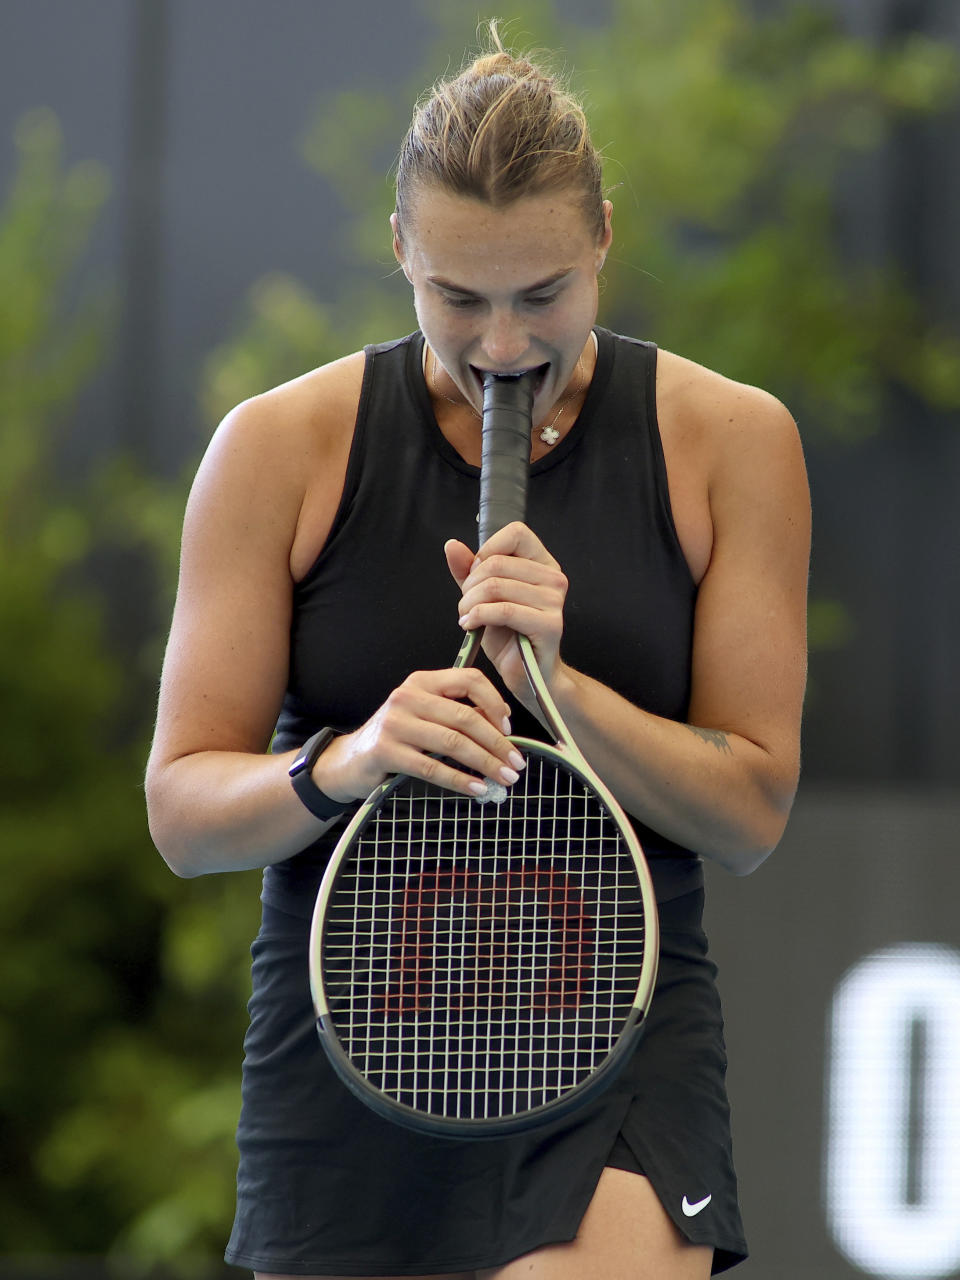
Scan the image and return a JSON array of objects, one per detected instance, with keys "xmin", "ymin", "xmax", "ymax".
[
  {"xmin": 441, "ymin": 291, "xmax": 557, "ymax": 310},
  {"xmin": 440, "ymin": 294, "xmax": 482, "ymax": 310}
]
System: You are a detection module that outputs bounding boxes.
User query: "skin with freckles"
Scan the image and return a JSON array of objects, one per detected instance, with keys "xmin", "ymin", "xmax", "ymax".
[
  {"xmin": 146, "ymin": 184, "xmax": 805, "ymax": 1280},
  {"xmin": 391, "ymin": 187, "xmax": 612, "ymax": 454}
]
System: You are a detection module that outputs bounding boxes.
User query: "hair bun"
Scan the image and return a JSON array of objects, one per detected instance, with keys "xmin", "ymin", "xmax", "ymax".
[
  {"xmin": 468, "ymin": 50, "xmax": 542, "ymax": 83},
  {"xmin": 394, "ymin": 20, "xmax": 604, "ymax": 240}
]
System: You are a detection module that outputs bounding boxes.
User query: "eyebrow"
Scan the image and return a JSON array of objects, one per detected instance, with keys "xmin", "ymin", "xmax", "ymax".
[{"xmin": 427, "ymin": 267, "xmax": 575, "ymax": 296}]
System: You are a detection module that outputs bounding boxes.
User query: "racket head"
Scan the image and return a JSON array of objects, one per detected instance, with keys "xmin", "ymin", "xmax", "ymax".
[{"xmin": 309, "ymin": 739, "xmax": 659, "ymax": 1138}]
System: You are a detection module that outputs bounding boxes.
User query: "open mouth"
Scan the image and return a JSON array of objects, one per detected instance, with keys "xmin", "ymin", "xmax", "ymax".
[{"xmin": 469, "ymin": 362, "xmax": 550, "ymax": 400}]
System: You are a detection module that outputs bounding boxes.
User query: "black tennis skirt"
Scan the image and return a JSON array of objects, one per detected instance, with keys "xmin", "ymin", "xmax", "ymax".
[{"xmin": 225, "ymin": 886, "xmax": 747, "ymax": 1275}]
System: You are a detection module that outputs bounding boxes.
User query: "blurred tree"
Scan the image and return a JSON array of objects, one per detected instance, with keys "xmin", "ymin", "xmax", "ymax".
[
  {"xmin": 204, "ymin": 0, "xmax": 960, "ymax": 438},
  {"xmin": 0, "ymin": 111, "xmax": 258, "ymax": 1275}
]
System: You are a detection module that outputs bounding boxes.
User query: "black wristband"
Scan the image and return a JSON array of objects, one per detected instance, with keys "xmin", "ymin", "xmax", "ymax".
[{"xmin": 288, "ymin": 727, "xmax": 351, "ymax": 821}]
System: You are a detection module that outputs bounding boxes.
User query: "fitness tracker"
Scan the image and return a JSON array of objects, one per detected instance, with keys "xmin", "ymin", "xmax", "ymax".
[{"xmin": 288, "ymin": 727, "xmax": 352, "ymax": 821}]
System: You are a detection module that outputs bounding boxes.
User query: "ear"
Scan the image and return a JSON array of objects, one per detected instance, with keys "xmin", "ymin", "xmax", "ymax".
[
  {"xmin": 390, "ymin": 212, "xmax": 412, "ymax": 282},
  {"xmin": 596, "ymin": 199, "xmax": 613, "ymax": 271}
]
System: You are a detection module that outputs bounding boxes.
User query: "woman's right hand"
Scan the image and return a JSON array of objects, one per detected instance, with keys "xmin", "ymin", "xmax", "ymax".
[{"xmin": 318, "ymin": 667, "xmax": 527, "ymax": 802}]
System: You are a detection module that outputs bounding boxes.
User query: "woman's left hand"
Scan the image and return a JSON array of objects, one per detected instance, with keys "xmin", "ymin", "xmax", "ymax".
[{"xmin": 444, "ymin": 523, "xmax": 568, "ymax": 706}]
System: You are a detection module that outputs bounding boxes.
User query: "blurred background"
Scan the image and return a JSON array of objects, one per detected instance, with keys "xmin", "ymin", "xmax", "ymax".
[{"xmin": 1, "ymin": 1, "xmax": 957, "ymax": 1277}]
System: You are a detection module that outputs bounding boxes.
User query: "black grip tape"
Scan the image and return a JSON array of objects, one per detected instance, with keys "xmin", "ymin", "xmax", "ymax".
[{"xmin": 479, "ymin": 371, "xmax": 537, "ymax": 547}]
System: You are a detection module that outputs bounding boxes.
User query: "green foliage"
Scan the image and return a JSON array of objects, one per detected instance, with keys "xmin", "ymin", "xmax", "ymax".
[
  {"xmin": 0, "ymin": 112, "xmax": 260, "ymax": 1271},
  {"xmin": 575, "ymin": 0, "xmax": 960, "ymax": 432},
  {"xmin": 202, "ymin": 0, "xmax": 960, "ymax": 440},
  {"xmin": 5, "ymin": 2, "xmax": 958, "ymax": 1270},
  {"xmin": 0, "ymin": 110, "xmax": 110, "ymax": 452}
]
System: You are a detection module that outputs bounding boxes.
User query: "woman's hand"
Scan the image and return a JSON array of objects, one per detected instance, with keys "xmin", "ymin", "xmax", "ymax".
[
  {"xmin": 325, "ymin": 524, "xmax": 566, "ymax": 804},
  {"xmin": 323, "ymin": 667, "xmax": 526, "ymax": 803},
  {"xmin": 444, "ymin": 523, "xmax": 568, "ymax": 708}
]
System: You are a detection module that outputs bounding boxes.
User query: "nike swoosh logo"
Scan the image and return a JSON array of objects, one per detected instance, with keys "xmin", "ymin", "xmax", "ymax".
[{"xmin": 682, "ymin": 1194, "xmax": 713, "ymax": 1217}]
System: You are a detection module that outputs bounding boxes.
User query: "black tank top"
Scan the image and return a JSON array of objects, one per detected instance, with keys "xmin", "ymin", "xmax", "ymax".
[{"xmin": 264, "ymin": 327, "xmax": 703, "ymax": 909}]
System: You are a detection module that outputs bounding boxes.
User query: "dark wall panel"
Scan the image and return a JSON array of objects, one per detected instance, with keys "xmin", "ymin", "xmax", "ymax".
[{"xmin": 705, "ymin": 785, "xmax": 960, "ymax": 1278}]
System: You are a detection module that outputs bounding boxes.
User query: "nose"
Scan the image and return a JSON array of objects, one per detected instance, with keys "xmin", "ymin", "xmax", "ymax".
[{"xmin": 478, "ymin": 308, "xmax": 531, "ymax": 372}]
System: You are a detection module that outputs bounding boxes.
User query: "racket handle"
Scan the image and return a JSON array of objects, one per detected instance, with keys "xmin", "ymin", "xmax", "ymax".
[{"xmin": 479, "ymin": 370, "xmax": 537, "ymax": 545}]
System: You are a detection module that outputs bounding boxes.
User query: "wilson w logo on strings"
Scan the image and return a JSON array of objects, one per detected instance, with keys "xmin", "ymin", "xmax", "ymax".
[
  {"xmin": 320, "ymin": 769, "xmax": 650, "ymax": 1052},
  {"xmin": 375, "ymin": 862, "xmax": 598, "ymax": 1018}
]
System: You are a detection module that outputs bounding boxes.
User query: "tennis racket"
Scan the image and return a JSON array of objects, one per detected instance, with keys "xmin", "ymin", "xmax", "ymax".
[{"xmin": 309, "ymin": 368, "xmax": 659, "ymax": 1138}]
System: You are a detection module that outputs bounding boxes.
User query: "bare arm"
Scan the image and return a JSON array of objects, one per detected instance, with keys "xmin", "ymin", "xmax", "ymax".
[
  {"xmin": 145, "ymin": 384, "xmax": 329, "ymax": 876},
  {"xmin": 146, "ymin": 359, "xmax": 523, "ymax": 878},
  {"xmin": 449, "ymin": 374, "xmax": 810, "ymax": 875}
]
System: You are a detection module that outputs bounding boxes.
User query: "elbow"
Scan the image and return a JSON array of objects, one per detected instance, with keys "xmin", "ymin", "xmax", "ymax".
[
  {"xmin": 161, "ymin": 849, "xmax": 204, "ymax": 880},
  {"xmin": 147, "ymin": 808, "xmax": 202, "ymax": 879},
  {"xmin": 713, "ymin": 831, "xmax": 779, "ymax": 878},
  {"xmin": 722, "ymin": 746, "xmax": 801, "ymax": 875},
  {"xmin": 145, "ymin": 768, "xmax": 204, "ymax": 879},
  {"xmin": 720, "ymin": 843, "xmax": 775, "ymax": 878},
  {"xmin": 712, "ymin": 781, "xmax": 798, "ymax": 877}
]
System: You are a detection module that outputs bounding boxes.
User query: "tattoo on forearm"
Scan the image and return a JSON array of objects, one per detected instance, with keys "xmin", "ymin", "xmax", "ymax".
[{"xmin": 687, "ymin": 724, "xmax": 733, "ymax": 754}]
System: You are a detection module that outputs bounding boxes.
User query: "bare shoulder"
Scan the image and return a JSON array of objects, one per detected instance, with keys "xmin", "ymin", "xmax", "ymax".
[
  {"xmin": 151, "ymin": 352, "xmax": 367, "ymax": 767},
  {"xmin": 655, "ymin": 347, "xmax": 808, "ymax": 516},
  {"xmin": 198, "ymin": 350, "xmax": 365, "ymax": 488},
  {"xmin": 656, "ymin": 347, "xmax": 801, "ymax": 460},
  {"xmin": 652, "ymin": 349, "xmax": 807, "ymax": 581},
  {"xmin": 256, "ymin": 348, "xmax": 367, "ymax": 431},
  {"xmin": 188, "ymin": 351, "xmax": 366, "ymax": 575}
]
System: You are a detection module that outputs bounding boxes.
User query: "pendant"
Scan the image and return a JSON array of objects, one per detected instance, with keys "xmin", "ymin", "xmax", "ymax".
[{"xmin": 539, "ymin": 424, "xmax": 560, "ymax": 446}]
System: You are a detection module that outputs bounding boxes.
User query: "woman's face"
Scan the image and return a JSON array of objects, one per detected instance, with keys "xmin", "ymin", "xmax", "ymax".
[{"xmin": 392, "ymin": 188, "xmax": 612, "ymax": 418}]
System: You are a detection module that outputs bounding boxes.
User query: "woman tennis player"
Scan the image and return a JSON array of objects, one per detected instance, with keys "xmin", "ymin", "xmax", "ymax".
[{"xmin": 146, "ymin": 22, "xmax": 809, "ymax": 1279}]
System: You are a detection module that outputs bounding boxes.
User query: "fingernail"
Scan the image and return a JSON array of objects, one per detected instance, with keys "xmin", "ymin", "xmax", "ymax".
[
  {"xmin": 502, "ymin": 716, "xmax": 512, "ymax": 735},
  {"xmin": 499, "ymin": 766, "xmax": 520, "ymax": 785},
  {"xmin": 508, "ymin": 750, "xmax": 526, "ymax": 771}
]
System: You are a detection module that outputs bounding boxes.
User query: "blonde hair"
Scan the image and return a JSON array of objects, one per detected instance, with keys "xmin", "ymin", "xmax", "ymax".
[{"xmin": 395, "ymin": 21, "xmax": 603, "ymax": 238}]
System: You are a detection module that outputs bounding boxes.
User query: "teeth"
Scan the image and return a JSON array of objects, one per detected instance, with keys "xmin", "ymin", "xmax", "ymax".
[{"xmin": 474, "ymin": 365, "xmax": 547, "ymax": 379}]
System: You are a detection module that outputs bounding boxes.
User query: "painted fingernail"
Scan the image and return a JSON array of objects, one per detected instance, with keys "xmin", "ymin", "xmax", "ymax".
[
  {"xmin": 499, "ymin": 766, "xmax": 520, "ymax": 785},
  {"xmin": 502, "ymin": 716, "xmax": 512, "ymax": 735},
  {"xmin": 508, "ymin": 750, "xmax": 526, "ymax": 771}
]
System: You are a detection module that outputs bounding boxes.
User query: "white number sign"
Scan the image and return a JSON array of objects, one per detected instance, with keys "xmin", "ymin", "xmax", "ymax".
[{"xmin": 825, "ymin": 944, "xmax": 960, "ymax": 1278}]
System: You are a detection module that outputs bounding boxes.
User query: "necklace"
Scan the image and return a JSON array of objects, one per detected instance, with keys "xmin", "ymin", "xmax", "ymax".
[{"xmin": 430, "ymin": 349, "xmax": 585, "ymax": 447}]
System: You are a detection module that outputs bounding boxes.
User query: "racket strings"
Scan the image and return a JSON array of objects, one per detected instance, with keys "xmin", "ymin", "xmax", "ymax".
[{"xmin": 321, "ymin": 753, "xmax": 649, "ymax": 1124}]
